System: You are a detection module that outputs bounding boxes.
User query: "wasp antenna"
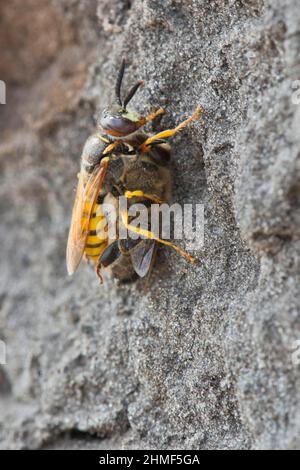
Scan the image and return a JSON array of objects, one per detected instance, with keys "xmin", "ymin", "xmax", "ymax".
[
  {"xmin": 115, "ymin": 58, "xmax": 126, "ymax": 107},
  {"xmin": 123, "ymin": 80, "xmax": 144, "ymax": 109}
]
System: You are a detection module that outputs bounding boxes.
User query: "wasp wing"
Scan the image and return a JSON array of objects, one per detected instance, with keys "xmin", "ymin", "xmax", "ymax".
[
  {"xmin": 66, "ymin": 159, "xmax": 109, "ymax": 275},
  {"xmin": 130, "ymin": 239, "xmax": 157, "ymax": 278}
]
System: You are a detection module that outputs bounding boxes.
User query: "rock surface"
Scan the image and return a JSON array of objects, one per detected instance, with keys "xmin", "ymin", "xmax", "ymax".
[{"xmin": 0, "ymin": 0, "xmax": 299, "ymax": 450}]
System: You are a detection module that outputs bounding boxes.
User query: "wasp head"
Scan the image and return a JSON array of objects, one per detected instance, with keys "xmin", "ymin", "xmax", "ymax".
[{"xmin": 98, "ymin": 59, "xmax": 145, "ymax": 137}]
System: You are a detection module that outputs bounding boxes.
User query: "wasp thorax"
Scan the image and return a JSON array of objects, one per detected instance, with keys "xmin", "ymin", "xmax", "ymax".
[{"xmin": 81, "ymin": 134, "xmax": 107, "ymax": 171}]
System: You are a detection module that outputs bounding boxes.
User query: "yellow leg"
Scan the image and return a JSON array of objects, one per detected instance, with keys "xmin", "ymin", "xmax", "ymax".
[
  {"xmin": 125, "ymin": 190, "xmax": 163, "ymax": 204},
  {"xmin": 120, "ymin": 209, "xmax": 198, "ymax": 265},
  {"xmin": 138, "ymin": 108, "xmax": 165, "ymax": 127},
  {"xmin": 140, "ymin": 105, "xmax": 203, "ymax": 152},
  {"xmin": 145, "ymin": 107, "xmax": 165, "ymax": 123},
  {"xmin": 99, "ymin": 135, "xmax": 111, "ymax": 144},
  {"xmin": 102, "ymin": 139, "xmax": 121, "ymax": 155}
]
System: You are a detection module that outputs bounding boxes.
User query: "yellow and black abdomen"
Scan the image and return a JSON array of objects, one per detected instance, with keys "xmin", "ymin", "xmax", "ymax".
[{"xmin": 84, "ymin": 202, "xmax": 108, "ymax": 262}]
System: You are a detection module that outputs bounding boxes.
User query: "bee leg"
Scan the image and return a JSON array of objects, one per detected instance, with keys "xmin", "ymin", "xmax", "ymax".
[
  {"xmin": 120, "ymin": 208, "xmax": 198, "ymax": 264},
  {"xmin": 140, "ymin": 106, "xmax": 203, "ymax": 152}
]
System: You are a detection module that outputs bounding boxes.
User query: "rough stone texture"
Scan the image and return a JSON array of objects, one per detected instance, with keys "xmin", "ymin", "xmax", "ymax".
[{"xmin": 0, "ymin": 0, "xmax": 299, "ymax": 450}]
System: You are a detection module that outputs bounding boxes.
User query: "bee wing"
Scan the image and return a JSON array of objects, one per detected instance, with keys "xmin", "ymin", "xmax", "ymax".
[
  {"xmin": 130, "ymin": 239, "xmax": 157, "ymax": 278},
  {"xmin": 66, "ymin": 159, "xmax": 109, "ymax": 275}
]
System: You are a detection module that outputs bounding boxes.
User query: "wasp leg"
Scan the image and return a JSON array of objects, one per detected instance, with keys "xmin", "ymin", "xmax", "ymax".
[
  {"xmin": 140, "ymin": 106, "xmax": 203, "ymax": 153},
  {"xmin": 102, "ymin": 139, "xmax": 122, "ymax": 156},
  {"xmin": 137, "ymin": 107, "xmax": 165, "ymax": 127},
  {"xmin": 96, "ymin": 263, "xmax": 104, "ymax": 284},
  {"xmin": 124, "ymin": 190, "xmax": 163, "ymax": 204},
  {"xmin": 145, "ymin": 107, "xmax": 165, "ymax": 123},
  {"xmin": 120, "ymin": 208, "xmax": 198, "ymax": 264}
]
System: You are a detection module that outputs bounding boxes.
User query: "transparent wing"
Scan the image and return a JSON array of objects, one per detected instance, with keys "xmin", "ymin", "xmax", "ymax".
[
  {"xmin": 66, "ymin": 159, "xmax": 109, "ymax": 275},
  {"xmin": 130, "ymin": 239, "xmax": 157, "ymax": 278}
]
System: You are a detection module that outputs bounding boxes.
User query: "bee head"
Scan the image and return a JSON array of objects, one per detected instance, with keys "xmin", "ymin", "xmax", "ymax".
[{"xmin": 98, "ymin": 59, "xmax": 145, "ymax": 137}]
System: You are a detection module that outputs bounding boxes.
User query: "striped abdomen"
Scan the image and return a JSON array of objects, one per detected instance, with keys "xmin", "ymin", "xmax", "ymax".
[{"xmin": 84, "ymin": 202, "xmax": 108, "ymax": 263}]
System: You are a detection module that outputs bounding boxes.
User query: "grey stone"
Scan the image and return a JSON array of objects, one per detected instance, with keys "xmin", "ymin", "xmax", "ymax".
[{"xmin": 0, "ymin": 0, "xmax": 299, "ymax": 450}]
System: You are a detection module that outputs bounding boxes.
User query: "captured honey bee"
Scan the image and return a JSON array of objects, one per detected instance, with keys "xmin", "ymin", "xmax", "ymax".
[{"xmin": 66, "ymin": 59, "xmax": 202, "ymax": 282}]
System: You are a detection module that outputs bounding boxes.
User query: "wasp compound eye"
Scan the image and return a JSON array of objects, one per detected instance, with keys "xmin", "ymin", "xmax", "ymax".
[{"xmin": 100, "ymin": 114, "xmax": 138, "ymax": 136}]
